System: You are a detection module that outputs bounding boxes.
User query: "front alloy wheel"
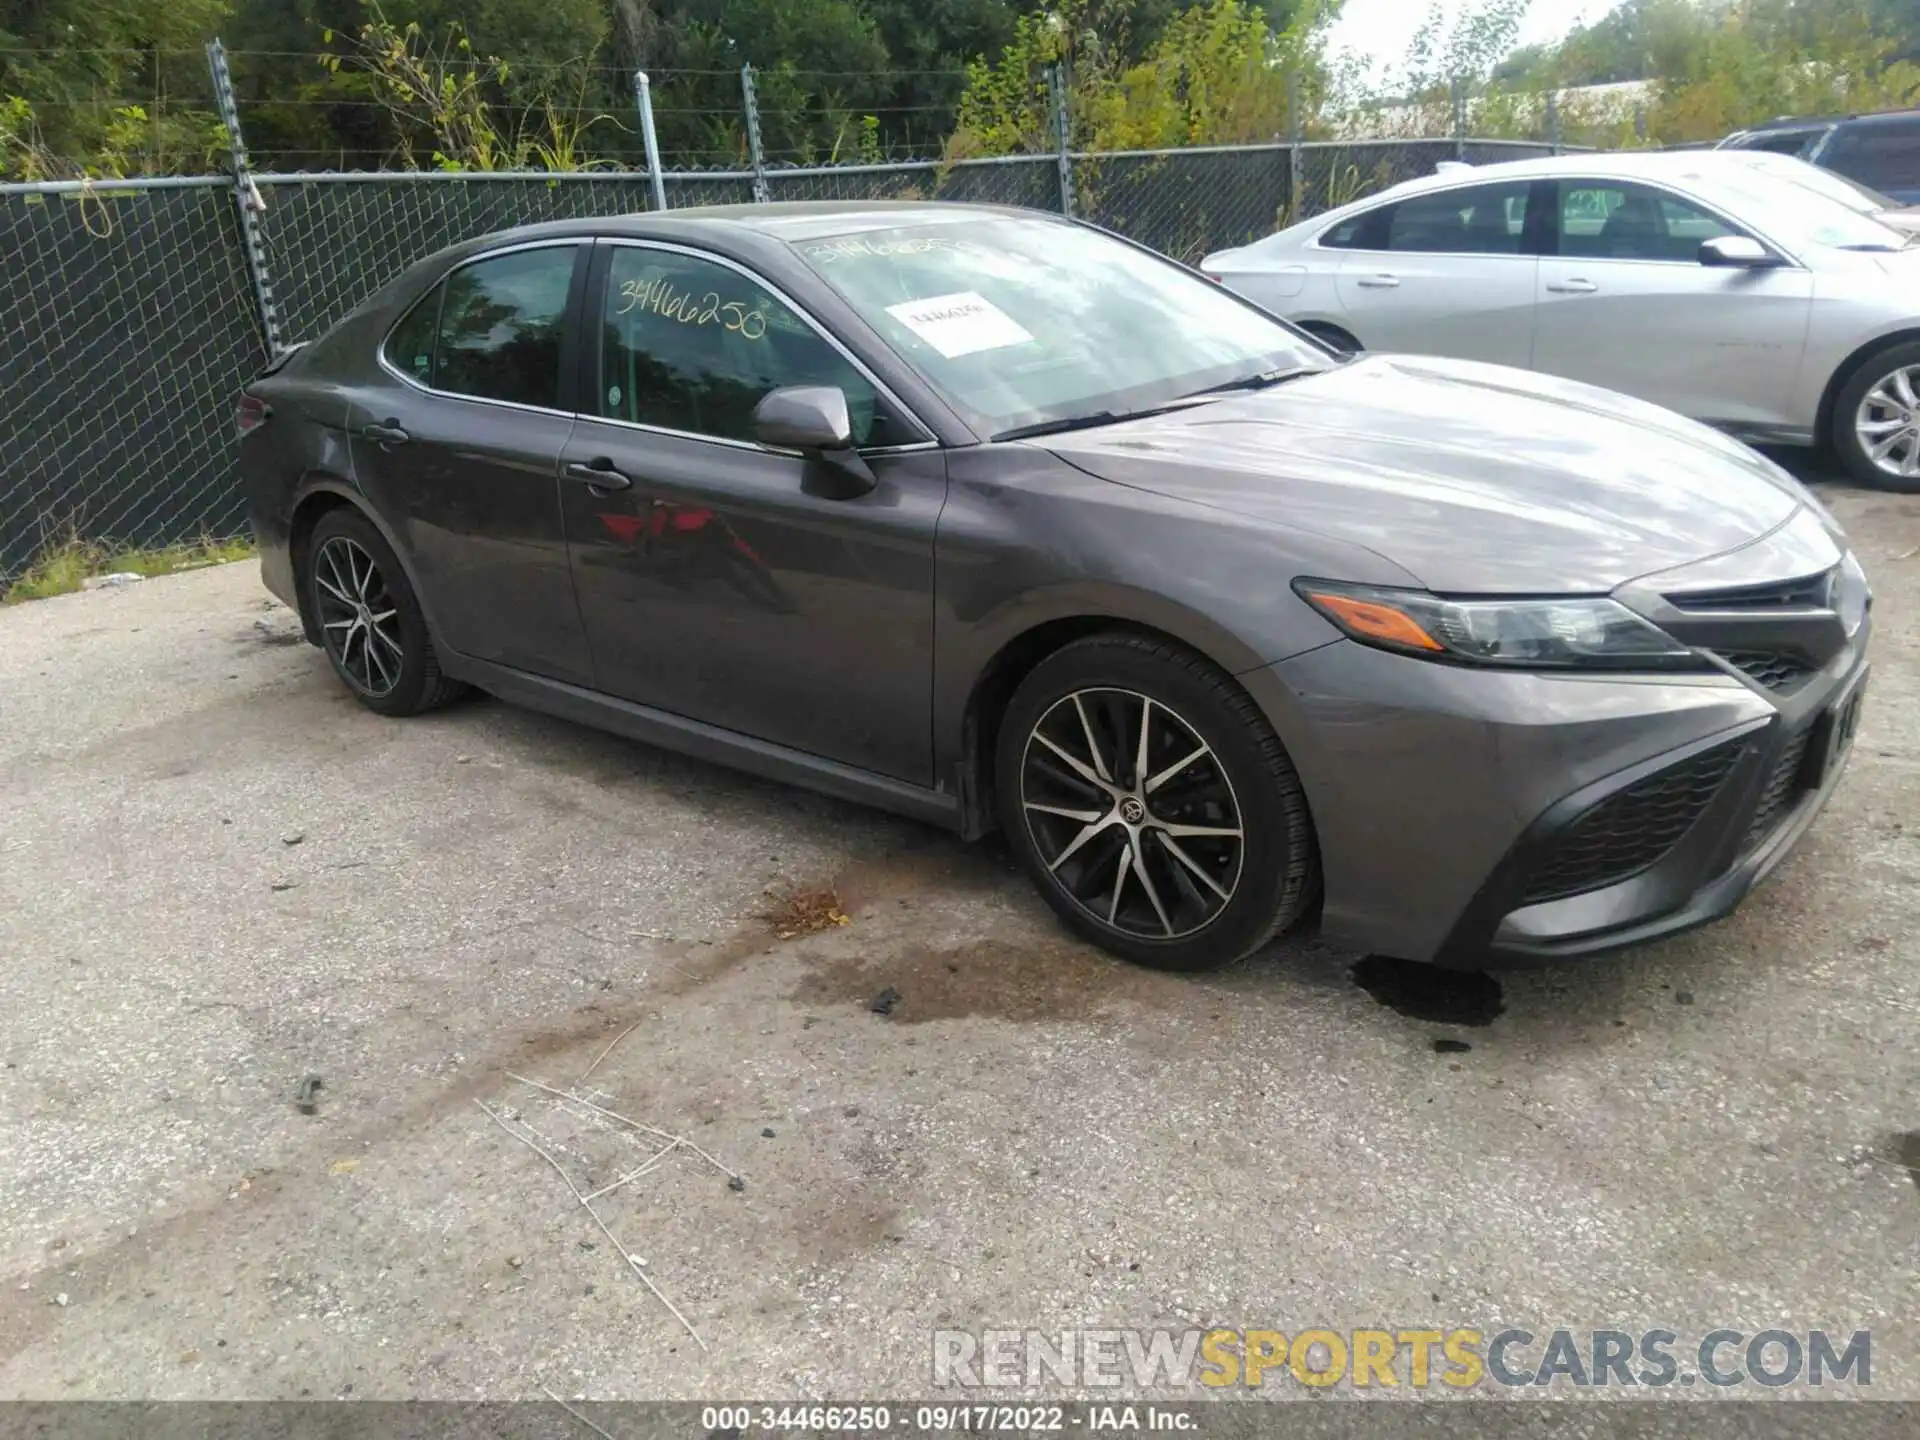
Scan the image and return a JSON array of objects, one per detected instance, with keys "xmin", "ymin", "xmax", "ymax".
[
  {"xmin": 1021, "ymin": 688, "xmax": 1244, "ymax": 939},
  {"xmin": 1854, "ymin": 364, "xmax": 1920, "ymax": 482},
  {"xmin": 1835, "ymin": 341, "xmax": 1920, "ymax": 493},
  {"xmin": 996, "ymin": 633, "xmax": 1318, "ymax": 971}
]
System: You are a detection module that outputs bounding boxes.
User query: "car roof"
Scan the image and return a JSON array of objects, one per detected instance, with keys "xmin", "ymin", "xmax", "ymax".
[
  {"xmin": 1741, "ymin": 108, "xmax": 1918, "ymax": 131},
  {"xmin": 459, "ymin": 199, "xmax": 1040, "ymax": 252},
  {"xmin": 1340, "ymin": 147, "xmax": 1827, "ymax": 205}
]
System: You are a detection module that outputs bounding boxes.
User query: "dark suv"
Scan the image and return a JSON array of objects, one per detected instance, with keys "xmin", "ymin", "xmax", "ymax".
[{"xmin": 1717, "ymin": 110, "xmax": 1920, "ymax": 204}]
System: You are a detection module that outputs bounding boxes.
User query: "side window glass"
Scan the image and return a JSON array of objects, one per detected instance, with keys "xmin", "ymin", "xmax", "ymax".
[
  {"xmin": 1747, "ymin": 132, "xmax": 1817, "ymax": 157},
  {"xmin": 1385, "ymin": 182, "xmax": 1531, "ymax": 254},
  {"xmin": 384, "ymin": 286, "xmax": 440, "ymax": 386},
  {"xmin": 599, "ymin": 248, "xmax": 914, "ymax": 448},
  {"xmin": 434, "ymin": 247, "xmax": 576, "ymax": 408},
  {"xmin": 1559, "ymin": 182, "xmax": 1737, "ymax": 262},
  {"xmin": 1825, "ymin": 123, "xmax": 1920, "ymax": 190},
  {"xmin": 1320, "ymin": 210, "xmax": 1382, "ymax": 249}
]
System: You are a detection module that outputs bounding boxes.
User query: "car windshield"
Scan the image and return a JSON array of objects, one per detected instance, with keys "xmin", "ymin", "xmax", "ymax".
[
  {"xmin": 1731, "ymin": 154, "xmax": 1900, "ymax": 212},
  {"xmin": 1685, "ymin": 166, "xmax": 1910, "ymax": 250},
  {"xmin": 792, "ymin": 216, "xmax": 1326, "ymax": 438}
]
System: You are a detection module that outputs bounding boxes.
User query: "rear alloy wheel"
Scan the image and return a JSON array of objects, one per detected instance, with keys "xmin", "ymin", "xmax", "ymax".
[
  {"xmin": 313, "ymin": 535, "xmax": 405, "ymax": 699},
  {"xmin": 302, "ymin": 508, "xmax": 466, "ymax": 716},
  {"xmin": 1835, "ymin": 342, "xmax": 1920, "ymax": 493},
  {"xmin": 996, "ymin": 634, "xmax": 1318, "ymax": 971}
]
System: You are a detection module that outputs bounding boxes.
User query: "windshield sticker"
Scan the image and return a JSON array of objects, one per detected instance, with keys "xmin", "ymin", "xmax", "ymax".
[
  {"xmin": 804, "ymin": 236, "xmax": 972, "ymax": 264},
  {"xmin": 885, "ymin": 291, "xmax": 1033, "ymax": 359}
]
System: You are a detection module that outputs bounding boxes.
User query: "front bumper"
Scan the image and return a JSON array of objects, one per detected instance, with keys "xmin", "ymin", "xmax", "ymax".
[{"xmin": 1244, "ymin": 625, "xmax": 1869, "ymax": 967}]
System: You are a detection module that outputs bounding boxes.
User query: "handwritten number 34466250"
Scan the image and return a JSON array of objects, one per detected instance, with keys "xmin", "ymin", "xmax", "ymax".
[{"xmin": 617, "ymin": 278, "xmax": 768, "ymax": 340}]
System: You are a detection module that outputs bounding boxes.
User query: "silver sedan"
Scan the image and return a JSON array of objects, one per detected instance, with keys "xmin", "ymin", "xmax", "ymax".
[{"xmin": 1202, "ymin": 151, "xmax": 1920, "ymax": 491}]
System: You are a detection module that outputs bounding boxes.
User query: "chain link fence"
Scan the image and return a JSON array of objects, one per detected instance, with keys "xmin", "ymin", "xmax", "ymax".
[
  {"xmin": 0, "ymin": 137, "xmax": 1563, "ymax": 581},
  {"xmin": 0, "ymin": 179, "xmax": 263, "ymax": 579}
]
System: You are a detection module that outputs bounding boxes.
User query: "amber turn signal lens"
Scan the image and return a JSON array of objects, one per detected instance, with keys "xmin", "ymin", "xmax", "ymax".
[{"xmin": 1303, "ymin": 591, "xmax": 1445, "ymax": 652}]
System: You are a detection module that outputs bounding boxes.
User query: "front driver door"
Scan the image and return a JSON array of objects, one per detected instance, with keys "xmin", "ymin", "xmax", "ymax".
[
  {"xmin": 1530, "ymin": 179, "xmax": 1813, "ymax": 430},
  {"xmin": 559, "ymin": 241, "xmax": 945, "ymax": 785}
]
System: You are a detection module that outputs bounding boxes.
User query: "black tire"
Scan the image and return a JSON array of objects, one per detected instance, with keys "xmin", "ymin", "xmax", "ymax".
[
  {"xmin": 302, "ymin": 508, "xmax": 466, "ymax": 717},
  {"xmin": 1299, "ymin": 321, "xmax": 1362, "ymax": 357},
  {"xmin": 994, "ymin": 632, "xmax": 1319, "ymax": 971},
  {"xmin": 1832, "ymin": 341, "xmax": 1920, "ymax": 493}
]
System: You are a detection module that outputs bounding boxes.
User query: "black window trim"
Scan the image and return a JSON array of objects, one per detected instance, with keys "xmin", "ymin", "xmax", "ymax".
[
  {"xmin": 1308, "ymin": 177, "xmax": 1546, "ymax": 259},
  {"xmin": 579, "ymin": 237, "xmax": 940, "ymax": 456},
  {"xmin": 1544, "ymin": 175, "xmax": 1805, "ymax": 268},
  {"xmin": 377, "ymin": 238, "xmax": 589, "ymax": 417}
]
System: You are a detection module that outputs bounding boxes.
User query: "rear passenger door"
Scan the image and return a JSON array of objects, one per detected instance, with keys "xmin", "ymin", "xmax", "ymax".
[
  {"xmin": 348, "ymin": 242, "xmax": 593, "ymax": 683},
  {"xmin": 1330, "ymin": 177, "xmax": 1541, "ymax": 365}
]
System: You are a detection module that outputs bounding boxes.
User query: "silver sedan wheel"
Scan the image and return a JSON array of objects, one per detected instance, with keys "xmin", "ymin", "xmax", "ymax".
[
  {"xmin": 1856, "ymin": 365, "xmax": 1920, "ymax": 480},
  {"xmin": 312, "ymin": 536, "xmax": 405, "ymax": 698},
  {"xmin": 1019, "ymin": 687, "xmax": 1244, "ymax": 940}
]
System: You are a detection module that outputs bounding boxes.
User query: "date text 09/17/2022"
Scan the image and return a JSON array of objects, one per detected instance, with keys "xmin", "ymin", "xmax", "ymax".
[{"xmin": 700, "ymin": 1406, "xmax": 1196, "ymax": 1432}]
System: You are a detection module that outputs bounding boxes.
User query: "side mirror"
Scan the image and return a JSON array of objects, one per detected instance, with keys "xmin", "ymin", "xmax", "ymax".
[
  {"xmin": 754, "ymin": 385, "xmax": 854, "ymax": 450},
  {"xmin": 753, "ymin": 385, "xmax": 875, "ymax": 499},
  {"xmin": 1699, "ymin": 235, "xmax": 1776, "ymax": 268}
]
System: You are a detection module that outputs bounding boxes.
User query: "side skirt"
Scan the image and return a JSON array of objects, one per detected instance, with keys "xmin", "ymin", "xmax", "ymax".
[{"xmin": 439, "ymin": 653, "xmax": 963, "ymax": 832}]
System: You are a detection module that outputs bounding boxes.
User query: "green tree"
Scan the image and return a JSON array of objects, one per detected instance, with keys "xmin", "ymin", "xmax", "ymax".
[{"xmin": 0, "ymin": 0, "xmax": 231, "ymax": 174}]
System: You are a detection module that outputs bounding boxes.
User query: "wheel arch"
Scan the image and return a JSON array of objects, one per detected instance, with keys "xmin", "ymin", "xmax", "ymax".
[
  {"xmin": 287, "ymin": 482, "xmax": 430, "ymax": 645},
  {"xmin": 1295, "ymin": 318, "xmax": 1363, "ymax": 355},
  {"xmin": 952, "ymin": 608, "xmax": 1275, "ymax": 841},
  {"xmin": 1816, "ymin": 327, "xmax": 1920, "ymax": 450}
]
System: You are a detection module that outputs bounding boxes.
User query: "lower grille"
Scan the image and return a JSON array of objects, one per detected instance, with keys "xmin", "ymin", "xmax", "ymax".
[
  {"xmin": 1741, "ymin": 727, "xmax": 1814, "ymax": 854},
  {"xmin": 1717, "ymin": 649, "xmax": 1817, "ymax": 695},
  {"xmin": 1521, "ymin": 741, "xmax": 1743, "ymax": 905}
]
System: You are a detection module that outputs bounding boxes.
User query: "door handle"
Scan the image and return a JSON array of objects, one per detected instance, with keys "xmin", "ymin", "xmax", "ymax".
[
  {"xmin": 565, "ymin": 459, "xmax": 632, "ymax": 493},
  {"xmin": 1546, "ymin": 278, "xmax": 1599, "ymax": 294},
  {"xmin": 360, "ymin": 421, "xmax": 410, "ymax": 445},
  {"xmin": 1355, "ymin": 273, "xmax": 1400, "ymax": 288}
]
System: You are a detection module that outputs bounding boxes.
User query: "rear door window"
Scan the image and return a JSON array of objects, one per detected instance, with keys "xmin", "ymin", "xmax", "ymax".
[
  {"xmin": 1381, "ymin": 180, "xmax": 1534, "ymax": 254},
  {"xmin": 1318, "ymin": 205, "xmax": 1390, "ymax": 250},
  {"xmin": 383, "ymin": 288, "xmax": 440, "ymax": 386},
  {"xmin": 432, "ymin": 247, "xmax": 578, "ymax": 409}
]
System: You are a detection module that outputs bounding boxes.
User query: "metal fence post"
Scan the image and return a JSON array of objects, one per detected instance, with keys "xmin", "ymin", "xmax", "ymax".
[
  {"xmin": 1546, "ymin": 89, "xmax": 1562, "ymax": 154},
  {"xmin": 206, "ymin": 38, "xmax": 285, "ymax": 356},
  {"xmin": 1449, "ymin": 74, "xmax": 1466, "ymax": 159},
  {"xmin": 1285, "ymin": 68, "xmax": 1303, "ymax": 223},
  {"xmin": 741, "ymin": 64, "xmax": 771, "ymax": 205},
  {"xmin": 633, "ymin": 71, "xmax": 668, "ymax": 211},
  {"xmin": 1048, "ymin": 64, "xmax": 1074, "ymax": 218}
]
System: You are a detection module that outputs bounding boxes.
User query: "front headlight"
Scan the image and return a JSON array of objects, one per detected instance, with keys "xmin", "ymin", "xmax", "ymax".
[{"xmin": 1294, "ymin": 580, "xmax": 1704, "ymax": 670}]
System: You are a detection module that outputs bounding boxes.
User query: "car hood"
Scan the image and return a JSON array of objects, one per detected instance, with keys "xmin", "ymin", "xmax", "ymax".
[{"xmin": 1037, "ymin": 354, "xmax": 1809, "ymax": 594}]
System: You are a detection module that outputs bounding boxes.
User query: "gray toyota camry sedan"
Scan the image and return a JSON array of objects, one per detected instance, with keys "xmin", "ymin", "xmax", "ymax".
[{"xmin": 239, "ymin": 202, "xmax": 1873, "ymax": 972}]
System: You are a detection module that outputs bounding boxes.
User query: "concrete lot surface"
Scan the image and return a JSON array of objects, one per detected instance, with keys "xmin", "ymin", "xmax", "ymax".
[{"xmin": 0, "ymin": 483, "xmax": 1915, "ymax": 1403}]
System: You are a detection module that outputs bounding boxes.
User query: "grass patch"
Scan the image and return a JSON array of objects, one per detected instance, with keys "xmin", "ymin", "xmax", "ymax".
[{"xmin": 3, "ymin": 534, "xmax": 256, "ymax": 604}]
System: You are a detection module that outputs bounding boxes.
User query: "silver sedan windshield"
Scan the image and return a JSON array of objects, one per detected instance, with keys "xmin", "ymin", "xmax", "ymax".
[
  {"xmin": 1684, "ymin": 167, "xmax": 1909, "ymax": 251},
  {"xmin": 793, "ymin": 217, "xmax": 1326, "ymax": 436}
]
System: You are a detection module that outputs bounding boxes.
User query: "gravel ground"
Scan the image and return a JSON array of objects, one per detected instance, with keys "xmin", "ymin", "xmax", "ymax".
[{"xmin": 0, "ymin": 477, "xmax": 1914, "ymax": 1405}]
